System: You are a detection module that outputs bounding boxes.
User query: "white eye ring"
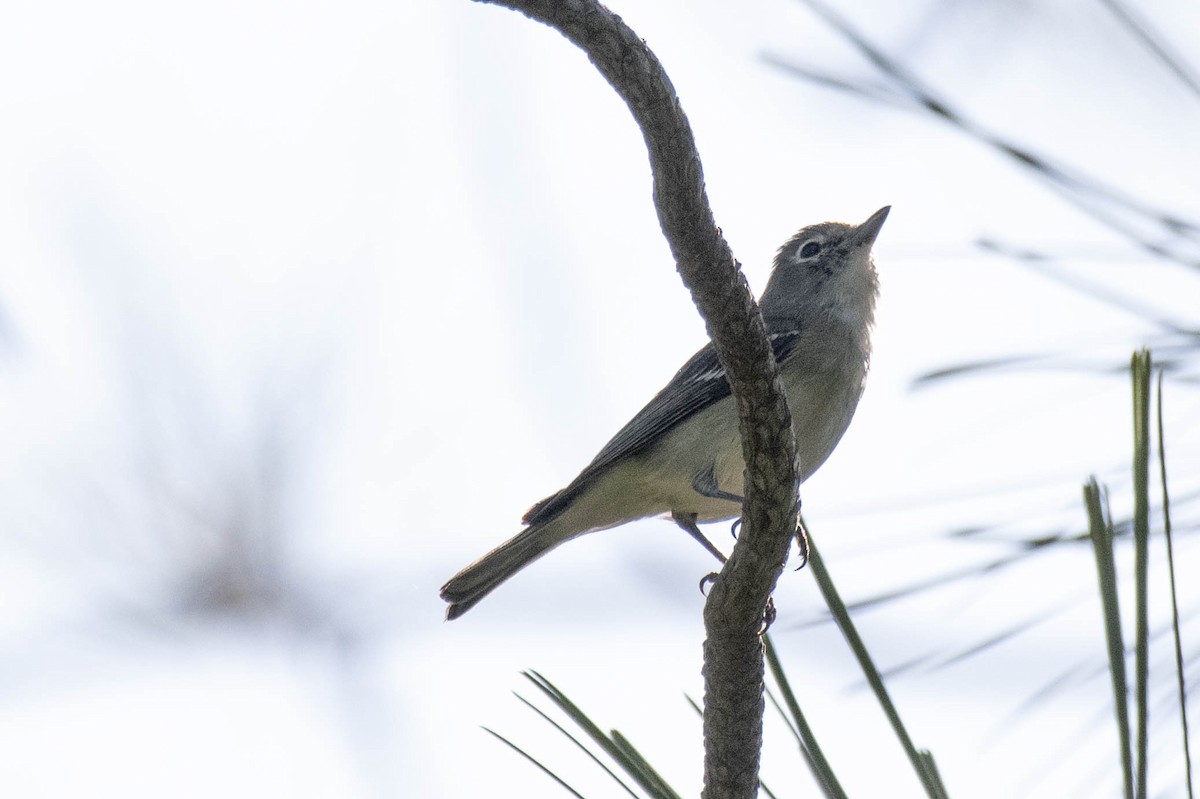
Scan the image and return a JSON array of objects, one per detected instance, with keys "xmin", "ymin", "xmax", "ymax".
[{"xmin": 796, "ymin": 240, "xmax": 822, "ymax": 260}]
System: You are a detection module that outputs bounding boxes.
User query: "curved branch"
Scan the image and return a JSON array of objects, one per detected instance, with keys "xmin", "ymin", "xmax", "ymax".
[{"xmin": 475, "ymin": 1, "xmax": 799, "ymax": 796}]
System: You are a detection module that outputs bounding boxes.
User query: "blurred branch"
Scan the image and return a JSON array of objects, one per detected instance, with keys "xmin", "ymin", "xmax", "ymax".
[
  {"xmin": 976, "ymin": 238, "xmax": 1200, "ymax": 339},
  {"xmin": 766, "ymin": 0, "xmax": 1200, "ymax": 271},
  {"xmin": 766, "ymin": 0, "xmax": 1200, "ymax": 412},
  {"xmin": 1099, "ymin": 0, "xmax": 1200, "ymax": 99}
]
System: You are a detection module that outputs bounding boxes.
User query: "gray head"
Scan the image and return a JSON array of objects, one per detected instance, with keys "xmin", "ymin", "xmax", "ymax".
[{"xmin": 760, "ymin": 206, "xmax": 889, "ymax": 330}]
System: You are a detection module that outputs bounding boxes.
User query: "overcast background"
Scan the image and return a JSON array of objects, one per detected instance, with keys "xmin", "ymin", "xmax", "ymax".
[{"xmin": 3, "ymin": 0, "xmax": 1199, "ymax": 797}]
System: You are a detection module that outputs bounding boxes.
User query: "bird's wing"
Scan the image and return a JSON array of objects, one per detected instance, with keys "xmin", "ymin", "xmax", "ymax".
[{"xmin": 522, "ymin": 326, "xmax": 804, "ymax": 527}]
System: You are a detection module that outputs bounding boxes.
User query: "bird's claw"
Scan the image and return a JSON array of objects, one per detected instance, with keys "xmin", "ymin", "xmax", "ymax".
[
  {"xmin": 792, "ymin": 518, "xmax": 810, "ymax": 571},
  {"xmin": 698, "ymin": 572, "xmax": 719, "ymax": 595},
  {"xmin": 760, "ymin": 597, "xmax": 777, "ymax": 633}
]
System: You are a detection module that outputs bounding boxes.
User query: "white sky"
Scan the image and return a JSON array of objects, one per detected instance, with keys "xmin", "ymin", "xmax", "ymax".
[{"xmin": 2, "ymin": 0, "xmax": 1199, "ymax": 797}]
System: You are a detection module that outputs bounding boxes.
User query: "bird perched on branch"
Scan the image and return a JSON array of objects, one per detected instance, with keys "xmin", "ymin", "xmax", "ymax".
[{"xmin": 441, "ymin": 206, "xmax": 889, "ymax": 619}]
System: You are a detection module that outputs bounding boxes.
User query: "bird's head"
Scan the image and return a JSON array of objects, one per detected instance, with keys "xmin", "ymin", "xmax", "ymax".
[{"xmin": 763, "ymin": 206, "xmax": 889, "ymax": 329}]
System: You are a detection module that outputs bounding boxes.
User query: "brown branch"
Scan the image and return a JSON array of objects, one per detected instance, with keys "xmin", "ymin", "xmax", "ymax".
[{"xmin": 473, "ymin": 1, "xmax": 799, "ymax": 796}]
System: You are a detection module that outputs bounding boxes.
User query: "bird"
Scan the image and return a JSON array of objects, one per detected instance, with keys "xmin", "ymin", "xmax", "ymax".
[{"xmin": 441, "ymin": 206, "xmax": 889, "ymax": 619}]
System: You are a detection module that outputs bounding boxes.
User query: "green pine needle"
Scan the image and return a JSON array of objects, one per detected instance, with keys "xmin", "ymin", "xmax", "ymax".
[
  {"xmin": 805, "ymin": 525, "xmax": 949, "ymax": 798},
  {"xmin": 1131, "ymin": 349, "xmax": 1152, "ymax": 799},
  {"xmin": 481, "ymin": 726, "xmax": 588, "ymax": 798},
  {"xmin": 1156, "ymin": 368, "xmax": 1194, "ymax": 797},
  {"xmin": 1084, "ymin": 477, "xmax": 1134, "ymax": 799},
  {"xmin": 764, "ymin": 634, "xmax": 848, "ymax": 798}
]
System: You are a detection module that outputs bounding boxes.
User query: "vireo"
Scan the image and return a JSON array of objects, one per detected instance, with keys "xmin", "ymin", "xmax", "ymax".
[{"xmin": 442, "ymin": 206, "xmax": 889, "ymax": 619}]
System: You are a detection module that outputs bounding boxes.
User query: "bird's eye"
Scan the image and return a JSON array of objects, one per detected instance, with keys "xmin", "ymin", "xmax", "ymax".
[{"xmin": 799, "ymin": 241, "xmax": 821, "ymax": 259}]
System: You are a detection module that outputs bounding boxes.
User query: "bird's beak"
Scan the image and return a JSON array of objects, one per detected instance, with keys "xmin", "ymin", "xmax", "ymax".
[{"xmin": 849, "ymin": 206, "xmax": 890, "ymax": 248}]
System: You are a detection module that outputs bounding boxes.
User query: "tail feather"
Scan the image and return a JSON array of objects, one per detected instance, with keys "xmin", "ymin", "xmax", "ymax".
[{"xmin": 440, "ymin": 526, "xmax": 558, "ymax": 620}]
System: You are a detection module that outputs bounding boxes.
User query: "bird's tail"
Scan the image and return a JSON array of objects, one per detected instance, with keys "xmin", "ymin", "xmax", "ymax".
[{"xmin": 440, "ymin": 525, "xmax": 561, "ymax": 620}]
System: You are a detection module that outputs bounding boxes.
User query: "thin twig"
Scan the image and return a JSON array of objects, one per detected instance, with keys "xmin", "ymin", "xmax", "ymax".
[{"xmin": 473, "ymin": 2, "xmax": 800, "ymax": 796}]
